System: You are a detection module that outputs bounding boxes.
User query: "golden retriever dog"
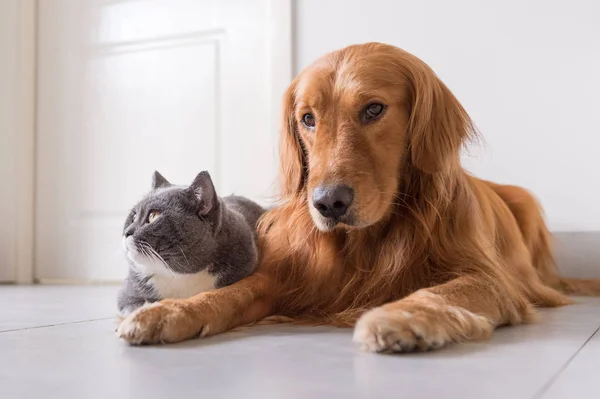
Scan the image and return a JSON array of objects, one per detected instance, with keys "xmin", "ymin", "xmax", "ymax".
[{"xmin": 118, "ymin": 43, "xmax": 600, "ymax": 352}]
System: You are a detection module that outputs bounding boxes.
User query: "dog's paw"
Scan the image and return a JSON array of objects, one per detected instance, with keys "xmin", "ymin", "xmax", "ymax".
[
  {"xmin": 116, "ymin": 300, "xmax": 202, "ymax": 345},
  {"xmin": 353, "ymin": 307, "xmax": 446, "ymax": 353},
  {"xmin": 353, "ymin": 295, "xmax": 493, "ymax": 353}
]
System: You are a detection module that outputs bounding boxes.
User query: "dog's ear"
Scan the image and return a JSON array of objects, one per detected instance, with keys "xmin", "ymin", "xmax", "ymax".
[
  {"xmin": 405, "ymin": 59, "xmax": 475, "ymax": 173},
  {"xmin": 279, "ymin": 78, "xmax": 307, "ymax": 198}
]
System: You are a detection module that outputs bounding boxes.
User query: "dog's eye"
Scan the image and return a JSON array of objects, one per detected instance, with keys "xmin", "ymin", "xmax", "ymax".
[
  {"xmin": 363, "ymin": 103, "xmax": 386, "ymax": 122},
  {"xmin": 301, "ymin": 113, "xmax": 316, "ymax": 129},
  {"xmin": 147, "ymin": 211, "xmax": 161, "ymax": 224}
]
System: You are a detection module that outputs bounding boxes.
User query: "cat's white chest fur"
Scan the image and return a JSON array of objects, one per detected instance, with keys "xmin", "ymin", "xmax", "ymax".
[
  {"xmin": 125, "ymin": 243, "xmax": 217, "ymax": 299},
  {"xmin": 147, "ymin": 269, "xmax": 216, "ymax": 299}
]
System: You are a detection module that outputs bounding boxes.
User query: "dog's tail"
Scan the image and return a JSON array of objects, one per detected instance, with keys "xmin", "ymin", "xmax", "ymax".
[
  {"xmin": 533, "ymin": 226, "xmax": 600, "ymax": 296},
  {"xmin": 555, "ymin": 278, "xmax": 600, "ymax": 296},
  {"xmin": 533, "ymin": 228, "xmax": 600, "ymax": 296}
]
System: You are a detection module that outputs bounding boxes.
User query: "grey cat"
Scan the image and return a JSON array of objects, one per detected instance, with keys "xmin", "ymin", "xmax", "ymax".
[{"xmin": 118, "ymin": 170, "xmax": 265, "ymax": 315}]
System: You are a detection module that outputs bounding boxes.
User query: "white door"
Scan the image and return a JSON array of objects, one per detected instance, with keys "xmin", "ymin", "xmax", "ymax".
[{"xmin": 36, "ymin": 0, "xmax": 291, "ymax": 283}]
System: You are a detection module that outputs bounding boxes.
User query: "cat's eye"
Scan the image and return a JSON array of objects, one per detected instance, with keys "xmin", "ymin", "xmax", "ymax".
[
  {"xmin": 132, "ymin": 212, "xmax": 138, "ymax": 223},
  {"xmin": 147, "ymin": 211, "xmax": 160, "ymax": 224}
]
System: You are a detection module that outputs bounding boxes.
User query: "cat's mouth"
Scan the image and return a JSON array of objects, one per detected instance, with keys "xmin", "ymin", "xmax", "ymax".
[
  {"xmin": 122, "ymin": 236, "xmax": 172, "ymax": 276},
  {"xmin": 122, "ymin": 236, "xmax": 145, "ymax": 264},
  {"xmin": 122, "ymin": 236, "xmax": 135, "ymax": 254}
]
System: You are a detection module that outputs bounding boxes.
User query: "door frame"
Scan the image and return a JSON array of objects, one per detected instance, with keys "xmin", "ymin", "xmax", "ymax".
[
  {"xmin": 16, "ymin": 0, "xmax": 293, "ymax": 284},
  {"xmin": 267, "ymin": 0, "xmax": 294, "ymax": 150},
  {"xmin": 8, "ymin": 0, "xmax": 36, "ymax": 284}
]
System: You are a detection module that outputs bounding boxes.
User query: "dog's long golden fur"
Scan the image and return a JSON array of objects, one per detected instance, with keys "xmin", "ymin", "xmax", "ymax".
[{"xmin": 118, "ymin": 43, "xmax": 600, "ymax": 352}]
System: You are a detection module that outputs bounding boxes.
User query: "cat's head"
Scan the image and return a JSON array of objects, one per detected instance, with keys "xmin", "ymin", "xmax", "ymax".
[{"xmin": 122, "ymin": 170, "xmax": 222, "ymax": 275}]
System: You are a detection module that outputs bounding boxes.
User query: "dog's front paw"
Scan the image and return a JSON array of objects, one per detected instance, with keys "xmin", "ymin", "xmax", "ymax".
[
  {"xmin": 353, "ymin": 295, "xmax": 493, "ymax": 353},
  {"xmin": 353, "ymin": 307, "xmax": 447, "ymax": 353},
  {"xmin": 116, "ymin": 300, "xmax": 204, "ymax": 345}
]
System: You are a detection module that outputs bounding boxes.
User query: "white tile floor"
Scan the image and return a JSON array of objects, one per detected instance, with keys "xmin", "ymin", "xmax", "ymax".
[{"xmin": 0, "ymin": 285, "xmax": 598, "ymax": 399}]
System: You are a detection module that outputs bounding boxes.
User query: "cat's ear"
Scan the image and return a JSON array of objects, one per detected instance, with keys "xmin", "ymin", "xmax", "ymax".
[
  {"xmin": 152, "ymin": 171, "xmax": 170, "ymax": 190},
  {"xmin": 189, "ymin": 171, "xmax": 217, "ymax": 216}
]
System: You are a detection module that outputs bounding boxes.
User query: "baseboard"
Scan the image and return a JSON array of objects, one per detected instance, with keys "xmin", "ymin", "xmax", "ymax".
[
  {"xmin": 553, "ymin": 231, "xmax": 600, "ymax": 279},
  {"xmin": 34, "ymin": 279, "xmax": 121, "ymax": 286}
]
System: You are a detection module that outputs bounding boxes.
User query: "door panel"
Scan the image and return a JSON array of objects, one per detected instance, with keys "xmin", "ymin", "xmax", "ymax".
[{"xmin": 36, "ymin": 0, "xmax": 287, "ymax": 282}]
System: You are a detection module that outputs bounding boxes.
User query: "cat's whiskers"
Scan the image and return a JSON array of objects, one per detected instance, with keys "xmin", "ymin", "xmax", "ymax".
[
  {"xmin": 177, "ymin": 244, "xmax": 193, "ymax": 273},
  {"xmin": 138, "ymin": 241, "xmax": 175, "ymax": 277}
]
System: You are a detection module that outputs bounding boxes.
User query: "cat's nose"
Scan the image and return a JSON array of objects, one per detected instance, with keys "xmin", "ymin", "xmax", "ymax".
[{"xmin": 124, "ymin": 227, "xmax": 134, "ymax": 238}]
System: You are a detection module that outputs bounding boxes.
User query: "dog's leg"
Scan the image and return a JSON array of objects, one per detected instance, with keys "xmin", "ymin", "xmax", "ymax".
[
  {"xmin": 117, "ymin": 273, "xmax": 274, "ymax": 345},
  {"xmin": 353, "ymin": 274, "xmax": 533, "ymax": 352}
]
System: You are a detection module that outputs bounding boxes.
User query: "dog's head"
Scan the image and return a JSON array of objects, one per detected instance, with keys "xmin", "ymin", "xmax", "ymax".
[{"xmin": 279, "ymin": 42, "xmax": 475, "ymax": 231}]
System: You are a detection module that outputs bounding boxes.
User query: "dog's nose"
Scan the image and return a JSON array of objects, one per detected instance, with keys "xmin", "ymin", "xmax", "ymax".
[{"xmin": 312, "ymin": 185, "xmax": 354, "ymax": 219}]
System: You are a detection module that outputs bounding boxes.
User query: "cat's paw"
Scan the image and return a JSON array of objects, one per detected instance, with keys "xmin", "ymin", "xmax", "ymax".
[{"xmin": 116, "ymin": 300, "xmax": 202, "ymax": 345}]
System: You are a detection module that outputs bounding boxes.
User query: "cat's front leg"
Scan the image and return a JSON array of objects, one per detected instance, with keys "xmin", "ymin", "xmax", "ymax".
[
  {"xmin": 117, "ymin": 273, "xmax": 274, "ymax": 344},
  {"xmin": 117, "ymin": 298, "xmax": 153, "ymax": 317},
  {"xmin": 117, "ymin": 271, "xmax": 160, "ymax": 317}
]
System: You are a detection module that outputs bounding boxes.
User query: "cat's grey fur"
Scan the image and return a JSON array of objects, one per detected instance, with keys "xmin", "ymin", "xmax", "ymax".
[{"xmin": 117, "ymin": 170, "xmax": 265, "ymax": 315}]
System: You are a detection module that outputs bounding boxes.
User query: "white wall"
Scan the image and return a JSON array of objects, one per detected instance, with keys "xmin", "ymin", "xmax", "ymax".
[{"xmin": 294, "ymin": 0, "xmax": 600, "ymax": 232}]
